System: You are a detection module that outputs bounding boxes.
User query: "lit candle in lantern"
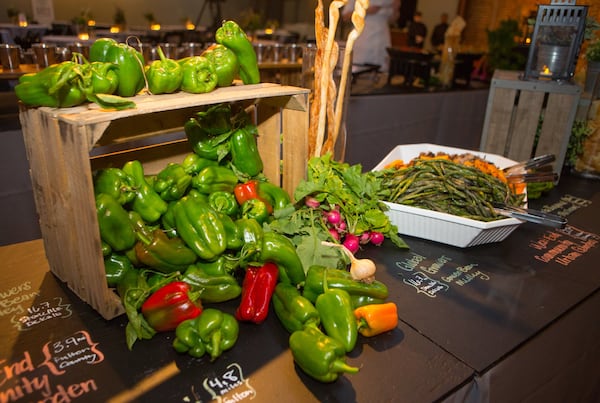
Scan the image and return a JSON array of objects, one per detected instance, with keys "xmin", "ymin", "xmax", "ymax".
[
  {"xmin": 78, "ymin": 32, "xmax": 90, "ymax": 41},
  {"xmin": 541, "ymin": 65, "xmax": 552, "ymax": 76},
  {"xmin": 110, "ymin": 26, "xmax": 121, "ymax": 33},
  {"xmin": 150, "ymin": 23, "xmax": 161, "ymax": 31}
]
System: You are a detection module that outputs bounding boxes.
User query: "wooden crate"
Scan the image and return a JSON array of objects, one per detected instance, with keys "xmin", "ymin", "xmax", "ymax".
[
  {"xmin": 479, "ymin": 70, "xmax": 581, "ymax": 180},
  {"xmin": 19, "ymin": 83, "xmax": 309, "ymax": 320}
]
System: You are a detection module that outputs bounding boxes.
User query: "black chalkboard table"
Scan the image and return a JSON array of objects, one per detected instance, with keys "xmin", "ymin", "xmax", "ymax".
[{"xmin": 1, "ymin": 171, "xmax": 599, "ymax": 402}]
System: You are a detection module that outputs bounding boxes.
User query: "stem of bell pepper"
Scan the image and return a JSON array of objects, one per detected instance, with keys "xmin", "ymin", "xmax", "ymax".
[
  {"xmin": 235, "ymin": 262, "xmax": 279, "ymax": 324},
  {"xmin": 354, "ymin": 302, "xmax": 398, "ymax": 337},
  {"xmin": 141, "ymin": 281, "xmax": 203, "ymax": 332}
]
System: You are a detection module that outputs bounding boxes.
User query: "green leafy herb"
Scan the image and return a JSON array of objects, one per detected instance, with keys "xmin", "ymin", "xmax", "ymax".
[{"xmin": 272, "ymin": 154, "xmax": 407, "ymax": 254}]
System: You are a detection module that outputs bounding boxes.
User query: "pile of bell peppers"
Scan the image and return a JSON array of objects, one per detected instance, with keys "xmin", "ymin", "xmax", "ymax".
[
  {"xmin": 94, "ymin": 109, "xmax": 398, "ymax": 383},
  {"xmin": 15, "ymin": 20, "xmax": 259, "ymax": 110}
]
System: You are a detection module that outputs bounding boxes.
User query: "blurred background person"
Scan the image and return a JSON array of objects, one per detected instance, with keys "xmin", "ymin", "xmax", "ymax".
[
  {"xmin": 407, "ymin": 11, "xmax": 427, "ymax": 49},
  {"xmin": 343, "ymin": 0, "xmax": 396, "ymax": 73},
  {"xmin": 431, "ymin": 12, "xmax": 449, "ymax": 51}
]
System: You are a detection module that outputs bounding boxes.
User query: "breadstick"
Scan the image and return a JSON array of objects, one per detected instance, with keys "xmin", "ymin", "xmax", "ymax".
[
  {"xmin": 322, "ymin": 41, "xmax": 340, "ymax": 155},
  {"xmin": 308, "ymin": 0, "xmax": 327, "ymax": 157},
  {"xmin": 331, "ymin": 0, "xmax": 368, "ymax": 153},
  {"xmin": 314, "ymin": 0, "xmax": 347, "ymax": 158}
]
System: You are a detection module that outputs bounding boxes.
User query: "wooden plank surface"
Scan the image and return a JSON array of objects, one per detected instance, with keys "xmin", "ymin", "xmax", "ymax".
[{"xmin": 507, "ymin": 90, "xmax": 545, "ymax": 161}]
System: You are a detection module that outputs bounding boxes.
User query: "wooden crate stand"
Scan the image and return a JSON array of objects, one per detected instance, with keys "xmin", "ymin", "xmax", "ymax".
[
  {"xmin": 479, "ymin": 70, "xmax": 581, "ymax": 179},
  {"xmin": 19, "ymin": 84, "xmax": 309, "ymax": 320}
]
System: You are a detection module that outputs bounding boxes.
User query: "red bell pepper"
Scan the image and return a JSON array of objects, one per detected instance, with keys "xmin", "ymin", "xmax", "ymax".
[
  {"xmin": 234, "ymin": 180, "xmax": 273, "ymax": 214},
  {"xmin": 141, "ymin": 281, "xmax": 203, "ymax": 332},
  {"xmin": 235, "ymin": 262, "xmax": 279, "ymax": 324}
]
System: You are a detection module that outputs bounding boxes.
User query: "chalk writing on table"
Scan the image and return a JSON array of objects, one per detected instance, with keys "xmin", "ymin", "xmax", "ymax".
[
  {"xmin": 529, "ymin": 224, "xmax": 599, "ymax": 266},
  {"xmin": 395, "ymin": 252, "xmax": 491, "ymax": 298},
  {"xmin": 40, "ymin": 330, "xmax": 104, "ymax": 376},
  {"xmin": 0, "ymin": 280, "xmax": 38, "ymax": 318},
  {"xmin": 201, "ymin": 363, "xmax": 256, "ymax": 402},
  {"xmin": 0, "ymin": 330, "xmax": 103, "ymax": 401},
  {"xmin": 11, "ymin": 297, "xmax": 72, "ymax": 331}
]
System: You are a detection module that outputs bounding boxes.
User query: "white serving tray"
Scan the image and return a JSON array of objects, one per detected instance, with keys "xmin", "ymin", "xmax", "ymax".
[{"xmin": 373, "ymin": 144, "xmax": 524, "ymax": 248}]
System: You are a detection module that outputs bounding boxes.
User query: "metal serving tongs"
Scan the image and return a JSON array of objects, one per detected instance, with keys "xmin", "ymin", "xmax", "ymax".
[
  {"xmin": 492, "ymin": 202, "xmax": 567, "ymax": 228},
  {"xmin": 503, "ymin": 154, "xmax": 558, "ymax": 184}
]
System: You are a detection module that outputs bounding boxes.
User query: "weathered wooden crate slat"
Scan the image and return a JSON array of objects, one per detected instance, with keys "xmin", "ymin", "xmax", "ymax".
[
  {"xmin": 480, "ymin": 70, "xmax": 581, "ymax": 179},
  {"xmin": 19, "ymin": 83, "xmax": 310, "ymax": 320}
]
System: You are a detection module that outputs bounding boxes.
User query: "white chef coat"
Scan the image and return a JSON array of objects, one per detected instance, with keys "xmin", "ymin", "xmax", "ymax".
[{"xmin": 343, "ymin": 0, "xmax": 394, "ymax": 72}]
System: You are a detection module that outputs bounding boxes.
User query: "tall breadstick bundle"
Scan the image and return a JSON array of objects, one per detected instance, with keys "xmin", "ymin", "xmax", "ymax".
[
  {"xmin": 308, "ymin": 0, "xmax": 368, "ymax": 159},
  {"xmin": 314, "ymin": 0, "xmax": 347, "ymax": 158}
]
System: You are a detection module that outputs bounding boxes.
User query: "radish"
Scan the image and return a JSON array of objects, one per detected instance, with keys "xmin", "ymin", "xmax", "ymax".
[
  {"xmin": 370, "ymin": 231, "xmax": 385, "ymax": 246},
  {"xmin": 328, "ymin": 228, "xmax": 341, "ymax": 241},
  {"xmin": 321, "ymin": 241, "xmax": 377, "ymax": 283},
  {"xmin": 305, "ymin": 197, "xmax": 320, "ymax": 209},
  {"xmin": 342, "ymin": 234, "xmax": 360, "ymax": 254},
  {"xmin": 325, "ymin": 209, "xmax": 341, "ymax": 225},
  {"xmin": 359, "ymin": 232, "xmax": 372, "ymax": 244}
]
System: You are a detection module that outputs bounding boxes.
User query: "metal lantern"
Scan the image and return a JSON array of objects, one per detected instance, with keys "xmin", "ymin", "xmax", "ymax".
[{"xmin": 523, "ymin": 0, "xmax": 588, "ymax": 81}]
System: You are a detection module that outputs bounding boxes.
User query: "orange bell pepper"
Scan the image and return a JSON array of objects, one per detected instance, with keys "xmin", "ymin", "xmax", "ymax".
[{"xmin": 354, "ymin": 302, "xmax": 398, "ymax": 337}]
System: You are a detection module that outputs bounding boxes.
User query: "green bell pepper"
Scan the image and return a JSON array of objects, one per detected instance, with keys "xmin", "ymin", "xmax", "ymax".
[
  {"xmin": 88, "ymin": 61, "xmax": 119, "ymax": 95},
  {"xmin": 184, "ymin": 104, "xmax": 233, "ymax": 161},
  {"xmin": 15, "ymin": 61, "xmax": 87, "ymax": 108},
  {"xmin": 172, "ymin": 193, "xmax": 227, "ymax": 261},
  {"xmin": 122, "ymin": 160, "xmax": 168, "ymax": 223},
  {"xmin": 134, "ymin": 228, "xmax": 197, "ymax": 274},
  {"xmin": 289, "ymin": 325, "xmax": 359, "ymax": 383},
  {"xmin": 302, "ymin": 265, "xmax": 389, "ymax": 303},
  {"xmin": 316, "ymin": 286, "xmax": 357, "ymax": 353},
  {"xmin": 241, "ymin": 198, "xmax": 270, "ymax": 224},
  {"xmin": 181, "ymin": 153, "xmax": 218, "ymax": 175},
  {"xmin": 89, "ymin": 38, "xmax": 116, "ymax": 61},
  {"xmin": 192, "ymin": 166, "xmax": 238, "ymax": 195},
  {"xmin": 201, "ymin": 43, "xmax": 239, "ymax": 87},
  {"xmin": 161, "ymin": 201, "xmax": 179, "ymax": 238},
  {"xmin": 258, "ymin": 181, "xmax": 292, "ymax": 213},
  {"xmin": 173, "ymin": 308, "xmax": 239, "ymax": 360},
  {"xmin": 96, "ymin": 193, "xmax": 136, "ymax": 252},
  {"xmin": 272, "ymin": 282, "xmax": 320, "ymax": 334},
  {"xmin": 145, "ymin": 45, "xmax": 183, "ymax": 94},
  {"xmin": 178, "ymin": 56, "xmax": 218, "ymax": 94},
  {"xmin": 89, "ymin": 38, "xmax": 145, "ymax": 97},
  {"xmin": 258, "ymin": 231, "xmax": 305, "ymax": 285},
  {"xmin": 229, "ymin": 125, "xmax": 264, "ymax": 177},
  {"xmin": 215, "ymin": 20, "xmax": 260, "ymax": 85},
  {"xmin": 350, "ymin": 295, "xmax": 386, "ymax": 309},
  {"xmin": 217, "ymin": 212, "xmax": 244, "ymax": 250},
  {"xmin": 182, "ymin": 257, "xmax": 242, "ymax": 303},
  {"xmin": 235, "ymin": 217, "xmax": 263, "ymax": 246},
  {"xmin": 93, "ymin": 167, "xmax": 136, "ymax": 205},
  {"xmin": 104, "ymin": 253, "xmax": 134, "ymax": 287},
  {"xmin": 153, "ymin": 163, "xmax": 192, "ymax": 201},
  {"xmin": 208, "ymin": 190, "xmax": 239, "ymax": 216}
]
